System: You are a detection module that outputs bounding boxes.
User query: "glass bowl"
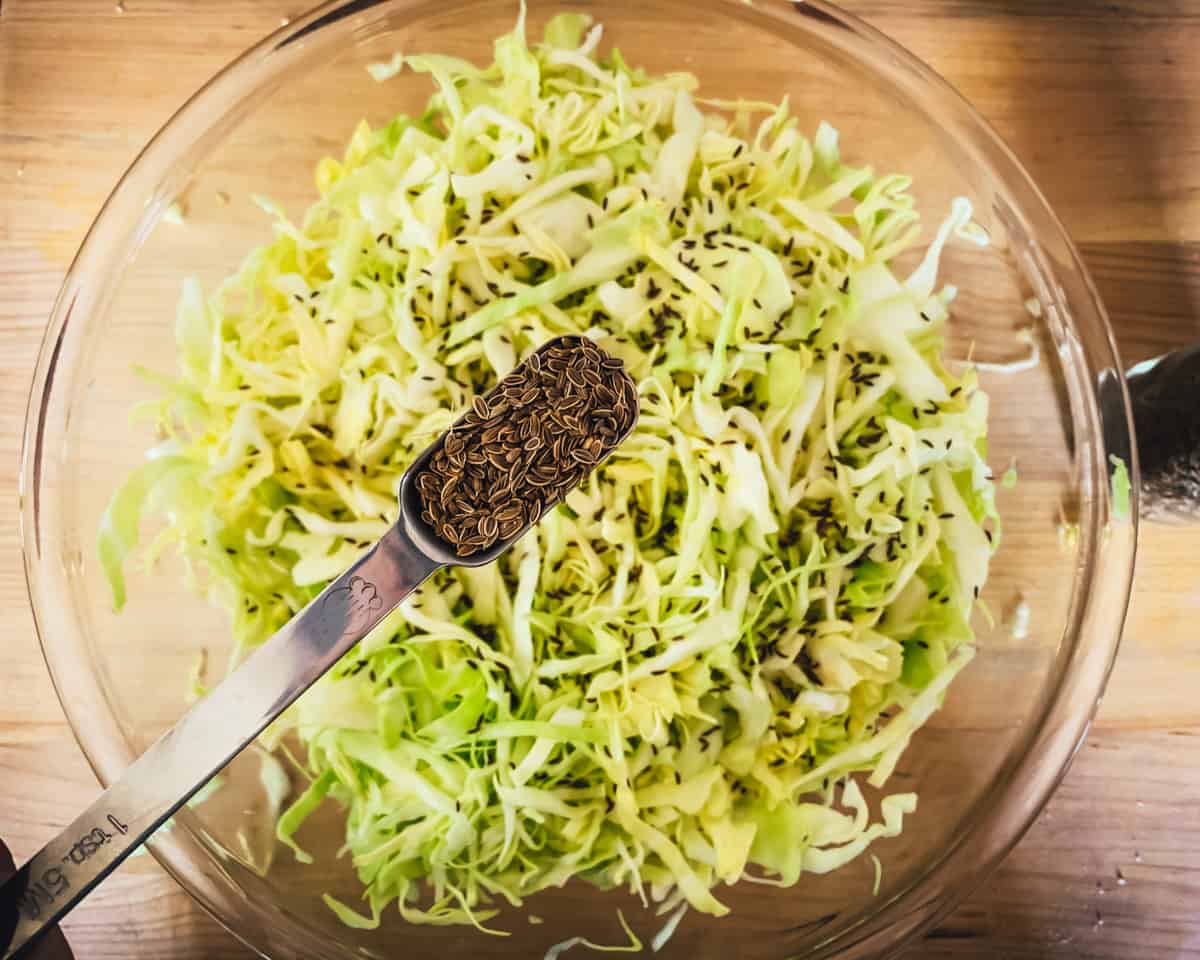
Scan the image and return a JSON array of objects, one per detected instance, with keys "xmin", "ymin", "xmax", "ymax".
[{"xmin": 21, "ymin": 0, "xmax": 1137, "ymax": 957}]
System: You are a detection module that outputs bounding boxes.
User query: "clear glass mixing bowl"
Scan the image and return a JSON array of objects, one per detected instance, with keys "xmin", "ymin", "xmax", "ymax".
[{"xmin": 21, "ymin": 1, "xmax": 1137, "ymax": 957}]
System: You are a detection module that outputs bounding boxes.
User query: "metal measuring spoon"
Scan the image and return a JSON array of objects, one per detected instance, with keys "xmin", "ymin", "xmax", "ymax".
[{"xmin": 0, "ymin": 336, "xmax": 638, "ymax": 959}]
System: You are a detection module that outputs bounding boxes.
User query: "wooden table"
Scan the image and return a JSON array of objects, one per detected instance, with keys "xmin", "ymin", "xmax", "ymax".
[{"xmin": 1, "ymin": 1, "xmax": 1197, "ymax": 957}]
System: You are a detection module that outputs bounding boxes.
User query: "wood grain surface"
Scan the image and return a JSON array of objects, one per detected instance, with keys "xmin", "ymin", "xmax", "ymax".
[{"xmin": 1, "ymin": 1, "xmax": 1198, "ymax": 957}]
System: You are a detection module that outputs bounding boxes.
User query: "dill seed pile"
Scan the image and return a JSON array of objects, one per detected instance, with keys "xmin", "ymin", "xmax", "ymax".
[{"xmin": 412, "ymin": 336, "xmax": 638, "ymax": 557}]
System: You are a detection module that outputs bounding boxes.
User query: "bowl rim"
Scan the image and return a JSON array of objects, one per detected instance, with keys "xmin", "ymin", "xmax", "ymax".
[{"xmin": 19, "ymin": 1, "xmax": 1138, "ymax": 957}]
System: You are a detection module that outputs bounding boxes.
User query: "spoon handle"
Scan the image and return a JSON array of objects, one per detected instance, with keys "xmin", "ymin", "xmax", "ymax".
[{"xmin": 0, "ymin": 522, "xmax": 440, "ymax": 959}]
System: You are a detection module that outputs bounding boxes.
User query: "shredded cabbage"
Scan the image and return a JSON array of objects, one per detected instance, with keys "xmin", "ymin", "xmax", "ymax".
[
  {"xmin": 1109, "ymin": 454, "xmax": 1131, "ymax": 521},
  {"xmin": 544, "ymin": 910, "xmax": 642, "ymax": 959},
  {"xmin": 100, "ymin": 7, "xmax": 997, "ymax": 938}
]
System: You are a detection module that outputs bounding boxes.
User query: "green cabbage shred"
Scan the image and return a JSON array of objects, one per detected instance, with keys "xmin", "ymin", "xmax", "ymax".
[
  {"xmin": 1109, "ymin": 454, "xmax": 1131, "ymax": 521},
  {"xmin": 99, "ymin": 6, "xmax": 998, "ymax": 938}
]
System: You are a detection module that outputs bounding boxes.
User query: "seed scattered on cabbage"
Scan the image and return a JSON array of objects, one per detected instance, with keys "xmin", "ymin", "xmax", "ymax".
[{"xmin": 99, "ymin": 5, "xmax": 998, "ymax": 937}]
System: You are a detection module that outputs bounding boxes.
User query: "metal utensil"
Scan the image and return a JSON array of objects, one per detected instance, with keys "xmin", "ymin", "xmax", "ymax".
[{"xmin": 0, "ymin": 336, "xmax": 637, "ymax": 959}]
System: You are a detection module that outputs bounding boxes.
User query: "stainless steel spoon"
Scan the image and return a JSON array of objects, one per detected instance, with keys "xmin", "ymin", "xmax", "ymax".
[{"xmin": 0, "ymin": 336, "xmax": 637, "ymax": 959}]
